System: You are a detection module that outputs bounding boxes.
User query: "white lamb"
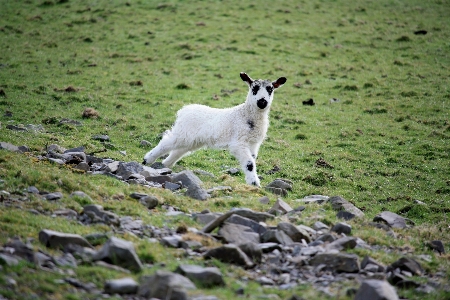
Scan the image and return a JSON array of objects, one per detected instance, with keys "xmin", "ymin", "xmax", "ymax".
[{"xmin": 142, "ymin": 72, "xmax": 287, "ymax": 187}]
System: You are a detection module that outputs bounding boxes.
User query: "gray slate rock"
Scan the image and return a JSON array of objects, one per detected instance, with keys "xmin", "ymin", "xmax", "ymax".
[
  {"xmin": 225, "ymin": 214, "xmax": 267, "ymax": 235},
  {"xmin": 3, "ymin": 237, "xmax": 36, "ymax": 263},
  {"xmin": 261, "ymin": 229, "xmax": 294, "ymax": 245},
  {"xmin": 70, "ymin": 191, "xmax": 92, "ymax": 202},
  {"xmin": 329, "ymin": 196, "xmax": 364, "ymax": 218},
  {"xmin": 138, "ymin": 270, "xmax": 196, "ymax": 300},
  {"xmin": 389, "ymin": 257, "xmax": 424, "ymax": 276},
  {"xmin": 331, "ymin": 222, "xmax": 352, "ymax": 234},
  {"xmin": 92, "ymin": 134, "xmax": 110, "ymax": 142},
  {"xmin": 428, "ymin": 240, "xmax": 445, "ymax": 254},
  {"xmin": 104, "ymin": 277, "xmax": 139, "ymax": 295},
  {"xmin": 313, "ymin": 221, "xmax": 329, "ymax": 231},
  {"xmin": 218, "ymin": 223, "xmax": 260, "ymax": 245},
  {"xmin": 172, "ymin": 170, "xmax": 209, "ymax": 200},
  {"xmin": 160, "ymin": 235, "xmax": 183, "ymax": 248},
  {"xmin": 139, "ymin": 195, "xmax": 159, "ymax": 209},
  {"xmin": 326, "ymin": 236, "xmax": 357, "ymax": 251},
  {"xmin": 175, "ymin": 264, "xmax": 225, "ymax": 287},
  {"xmin": 373, "ymin": 211, "xmax": 411, "ymax": 229},
  {"xmin": 201, "ymin": 208, "xmax": 273, "ymax": 233},
  {"xmin": 83, "ymin": 204, "xmax": 120, "ymax": 226},
  {"xmin": 0, "ymin": 253, "xmax": 20, "ymax": 266},
  {"xmin": 204, "ymin": 244, "xmax": 254, "ymax": 268},
  {"xmin": 265, "ymin": 179, "xmax": 292, "ymax": 196},
  {"xmin": 39, "ymin": 229, "xmax": 93, "ymax": 249},
  {"xmin": 0, "ymin": 142, "xmax": 20, "ymax": 152},
  {"xmin": 354, "ymin": 280, "xmax": 399, "ymax": 300},
  {"xmin": 44, "ymin": 192, "xmax": 63, "ymax": 201},
  {"xmin": 116, "ymin": 161, "xmax": 144, "ymax": 180},
  {"xmin": 296, "ymin": 194, "xmax": 329, "ymax": 204},
  {"xmin": 309, "ymin": 253, "xmax": 360, "ymax": 273},
  {"xmin": 361, "ymin": 256, "xmax": 386, "ymax": 273},
  {"xmin": 277, "ymin": 222, "xmax": 311, "ymax": 243},
  {"xmin": 238, "ymin": 242, "xmax": 262, "ymax": 264},
  {"xmin": 270, "ymin": 198, "xmax": 293, "ymax": 214},
  {"xmin": 93, "ymin": 237, "xmax": 143, "ymax": 272}
]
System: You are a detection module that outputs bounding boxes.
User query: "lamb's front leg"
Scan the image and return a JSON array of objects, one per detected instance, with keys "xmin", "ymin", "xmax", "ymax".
[{"xmin": 230, "ymin": 146, "xmax": 260, "ymax": 187}]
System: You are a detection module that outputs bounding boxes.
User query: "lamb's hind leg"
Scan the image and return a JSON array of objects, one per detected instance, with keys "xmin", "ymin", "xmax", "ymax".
[
  {"xmin": 162, "ymin": 148, "xmax": 190, "ymax": 167},
  {"xmin": 230, "ymin": 145, "xmax": 260, "ymax": 187},
  {"xmin": 142, "ymin": 136, "xmax": 175, "ymax": 165}
]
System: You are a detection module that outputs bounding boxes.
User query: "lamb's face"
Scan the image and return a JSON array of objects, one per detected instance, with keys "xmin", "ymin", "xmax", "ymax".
[
  {"xmin": 240, "ymin": 72, "xmax": 287, "ymax": 110},
  {"xmin": 249, "ymin": 80, "xmax": 274, "ymax": 110}
]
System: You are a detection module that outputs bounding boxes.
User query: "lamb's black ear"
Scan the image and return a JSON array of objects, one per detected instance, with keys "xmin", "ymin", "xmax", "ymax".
[
  {"xmin": 240, "ymin": 72, "xmax": 253, "ymax": 87},
  {"xmin": 273, "ymin": 77, "xmax": 287, "ymax": 89}
]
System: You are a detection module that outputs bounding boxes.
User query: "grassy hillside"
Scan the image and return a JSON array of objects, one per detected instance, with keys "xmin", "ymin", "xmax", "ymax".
[{"xmin": 0, "ymin": 0, "xmax": 449, "ymax": 299}]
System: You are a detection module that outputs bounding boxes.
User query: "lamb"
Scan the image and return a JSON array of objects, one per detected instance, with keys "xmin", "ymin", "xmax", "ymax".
[{"xmin": 142, "ymin": 72, "xmax": 287, "ymax": 187}]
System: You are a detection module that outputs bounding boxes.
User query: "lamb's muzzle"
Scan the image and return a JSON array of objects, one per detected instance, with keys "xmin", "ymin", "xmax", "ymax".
[{"xmin": 142, "ymin": 72, "xmax": 287, "ymax": 187}]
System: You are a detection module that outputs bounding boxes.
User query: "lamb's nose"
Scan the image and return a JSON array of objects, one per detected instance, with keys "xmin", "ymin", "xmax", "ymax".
[{"xmin": 257, "ymin": 98, "xmax": 268, "ymax": 109}]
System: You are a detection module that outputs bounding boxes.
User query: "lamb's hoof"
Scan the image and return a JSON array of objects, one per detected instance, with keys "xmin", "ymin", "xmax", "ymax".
[{"xmin": 142, "ymin": 159, "xmax": 147, "ymax": 165}]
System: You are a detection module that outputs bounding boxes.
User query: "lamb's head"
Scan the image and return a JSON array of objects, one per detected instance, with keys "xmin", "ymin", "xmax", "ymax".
[{"xmin": 240, "ymin": 72, "xmax": 287, "ymax": 110}]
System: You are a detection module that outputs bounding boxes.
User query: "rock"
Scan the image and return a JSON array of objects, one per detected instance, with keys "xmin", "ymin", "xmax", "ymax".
[
  {"xmin": 74, "ymin": 162, "xmax": 90, "ymax": 171},
  {"xmin": 259, "ymin": 196, "xmax": 270, "ymax": 204},
  {"xmin": 39, "ymin": 229, "xmax": 93, "ymax": 249},
  {"xmin": 328, "ymin": 196, "xmax": 364, "ymax": 218},
  {"xmin": 313, "ymin": 221, "xmax": 329, "ymax": 231},
  {"xmin": 62, "ymin": 152, "xmax": 86, "ymax": 164},
  {"xmin": 204, "ymin": 244, "xmax": 254, "ymax": 268},
  {"xmin": 428, "ymin": 240, "xmax": 445, "ymax": 254},
  {"xmin": 44, "ymin": 192, "xmax": 63, "ymax": 201},
  {"xmin": 261, "ymin": 229, "xmax": 294, "ymax": 245},
  {"xmin": 70, "ymin": 191, "xmax": 92, "ymax": 202},
  {"xmin": 277, "ymin": 222, "xmax": 311, "ymax": 243},
  {"xmin": 104, "ymin": 277, "xmax": 139, "ymax": 295},
  {"xmin": 331, "ymin": 222, "xmax": 352, "ymax": 234},
  {"xmin": 83, "ymin": 204, "xmax": 120, "ymax": 226},
  {"xmin": 270, "ymin": 198, "xmax": 293, "ymax": 214},
  {"xmin": 389, "ymin": 257, "xmax": 424, "ymax": 276},
  {"xmin": 130, "ymin": 192, "xmax": 148, "ymax": 199},
  {"xmin": 0, "ymin": 253, "xmax": 20, "ymax": 266},
  {"xmin": 0, "ymin": 142, "xmax": 20, "ymax": 152},
  {"xmin": 265, "ymin": 179, "xmax": 292, "ymax": 196},
  {"xmin": 53, "ymin": 209, "xmax": 78, "ymax": 219},
  {"xmin": 186, "ymin": 184, "xmax": 210, "ymax": 201},
  {"xmin": 140, "ymin": 140, "xmax": 152, "ymax": 147},
  {"xmin": 373, "ymin": 211, "xmax": 412, "ymax": 229},
  {"xmin": 309, "ymin": 253, "xmax": 360, "ymax": 273},
  {"xmin": 326, "ymin": 236, "xmax": 357, "ymax": 251},
  {"xmin": 160, "ymin": 235, "xmax": 183, "ymax": 248},
  {"xmin": 139, "ymin": 195, "xmax": 159, "ymax": 209},
  {"xmin": 92, "ymin": 134, "xmax": 110, "ymax": 142},
  {"xmin": 218, "ymin": 223, "xmax": 260, "ymax": 245},
  {"xmin": 27, "ymin": 186, "xmax": 40, "ymax": 194},
  {"xmin": 172, "ymin": 170, "xmax": 209, "ymax": 200},
  {"xmin": 297, "ymin": 194, "xmax": 329, "ymax": 204},
  {"xmin": 336, "ymin": 211, "xmax": 357, "ymax": 220},
  {"xmin": 194, "ymin": 212, "xmax": 219, "ymax": 225},
  {"xmin": 138, "ymin": 270, "xmax": 196, "ymax": 300},
  {"xmin": 164, "ymin": 181, "xmax": 181, "ymax": 191},
  {"xmin": 238, "ymin": 242, "xmax": 262, "ymax": 264},
  {"xmin": 225, "ymin": 214, "xmax": 267, "ymax": 234},
  {"xmin": 175, "ymin": 264, "xmax": 225, "ymax": 287},
  {"xmin": 145, "ymin": 175, "xmax": 172, "ymax": 184},
  {"xmin": 54, "ymin": 253, "xmax": 77, "ymax": 268},
  {"xmin": 116, "ymin": 161, "xmax": 144, "ymax": 180},
  {"xmin": 201, "ymin": 208, "xmax": 273, "ymax": 233},
  {"xmin": 93, "ymin": 237, "xmax": 143, "ymax": 272},
  {"xmin": 4, "ymin": 237, "xmax": 36, "ymax": 263},
  {"xmin": 361, "ymin": 256, "xmax": 386, "ymax": 272},
  {"xmin": 354, "ymin": 280, "xmax": 399, "ymax": 300}
]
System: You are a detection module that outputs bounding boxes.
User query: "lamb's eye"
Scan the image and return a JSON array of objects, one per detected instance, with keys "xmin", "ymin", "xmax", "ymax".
[
  {"xmin": 252, "ymin": 85, "xmax": 260, "ymax": 95},
  {"xmin": 266, "ymin": 86, "xmax": 273, "ymax": 95}
]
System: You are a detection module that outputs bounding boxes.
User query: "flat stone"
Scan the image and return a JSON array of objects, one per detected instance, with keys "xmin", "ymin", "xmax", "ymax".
[
  {"xmin": 83, "ymin": 204, "xmax": 120, "ymax": 226},
  {"xmin": 225, "ymin": 214, "xmax": 267, "ymax": 234},
  {"xmin": 270, "ymin": 198, "xmax": 293, "ymax": 214},
  {"xmin": 238, "ymin": 242, "xmax": 262, "ymax": 264},
  {"xmin": 75, "ymin": 162, "xmax": 90, "ymax": 171},
  {"xmin": 296, "ymin": 194, "xmax": 329, "ymax": 204},
  {"xmin": 336, "ymin": 210, "xmax": 357, "ymax": 220},
  {"xmin": 277, "ymin": 222, "xmax": 311, "ymax": 243},
  {"xmin": 0, "ymin": 253, "xmax": 20, "ymax": 266},
  {"xmin": 104, "ymin": 277, "xmax": 139, "ymax": 295},
  {"xmin": 373, "ymin": 211, "xmax": 410, "ymax": 229},
  {"xmin": 93, "ymin": 237, "xmax": 143, "ymax": 272},
  {"xmin": 204, "ymin": 244, "xmax": 254, "ymax": 268},
  {"xmin": 390, "ymin": 257, "xmax": 424, "ymax": 276},
  {"xmin": 361, "ymin": 256, "xmax": 386, "ymax": 273},
  {"xmin": 329, "ymin": 196, "xmax": 364, "ymax": 218},
  {"xmin": 331, "ymin": 222, "xmax": 352, "ymax": 234},
  {"xmin": 218, "ymin": 223, "xmax": 260, "ymax": 245},
  {"xmin": 265, "ymin": 179, "xmax": 292, "ymax": 196},
  {"xmin": 145, "ymin": 175, "xmax": 172, "ymax": 184},
  {"xmin": 313, "ymin": 221, "xmax": 329, "ymax": 231},
  {"xmin": 160, "ymin": 235, "xmax": 183, "ymax": 248},
  {"xmin": 0, "ymin": 142, "xmax": 19, "ymax": 152},
  {"xmin": 175, "ymin": 264, "xmax": 225, "ymax": 287},
  {"xmin": 92, "ymin": 134, "xmax": 110, "ymax": 142},
  {"xmin": 201, "ymin": 208, "xmax": 273, "ymax": 233},
  {"xmin": 309, "ymin": 253, "xmax": 360, "ymax": 273},
  {"xmin": 139, "ymin": 195, "xmax": 159, "ymax": 209},
  {"xmin": 164, "ymin": 181, "xmax": 181, "ymax": 191},
  {"xmin": 326, "ymin": 236, "xmax": 357, "ymax": 251},
  {"xmin": 194, "ymin": 213, "xmax": 219, "ymax": 225},
  {"xmin": 44, "ymin": 192, "xmax": 63, "ymax": 201},
  {"xmin": 259, "ymin": 196, "xmax": 270, "ymax": 204},
  {"xmin": 106, "ymin": 161, "xmax": 120, "ymax": 173},
  {"xmin": 428, "ymin": 240, "xmax": 445, "ymax": 254},
  {"xmin": 261, "ymin": 229, "xmax": 294, "ymax": 245},
  {"xmin": 354, "ymin": 280, "xmax": 399, "ymax": 300},
  {"xmin": 39, "ymin": 229, "xmax": 93, "ymax": 249},
  {"xmin": 129, "ymin": 192, "xmax": 147, "ymax": 199},
  {"xmin": 116, "ymin": 161, "xmax": 144, "ymax": 180},
  {"xmin": 138, "ymin": 270, "xmax": 196, "ymax": 300}
]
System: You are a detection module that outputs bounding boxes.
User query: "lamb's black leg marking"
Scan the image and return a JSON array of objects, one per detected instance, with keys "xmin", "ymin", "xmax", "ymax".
[
  {"xmin": 246, "ymin": 161, "xmax": 253, "ymax": 172},
  {"xmin": 252, "ymin": 154, "xmax": 256, "ymax": 159},
  {"xmin": 142, "ymin": 159, "xmax": 147, "ymax": 165},
  {"xmin": 251, "ymin": 181, "xmax": 257, "ymax": 186}
]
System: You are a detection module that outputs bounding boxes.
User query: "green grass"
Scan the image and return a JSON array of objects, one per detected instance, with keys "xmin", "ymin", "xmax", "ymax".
[{"xmin": 0, "ymin": 0, "xmax": 449, "ymax": 299}]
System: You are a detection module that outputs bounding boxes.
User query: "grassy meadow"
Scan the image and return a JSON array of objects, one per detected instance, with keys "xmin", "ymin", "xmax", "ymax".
[{"xmin": 0, "ymin": 0, "xmax": 449, "ymax": 299}]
